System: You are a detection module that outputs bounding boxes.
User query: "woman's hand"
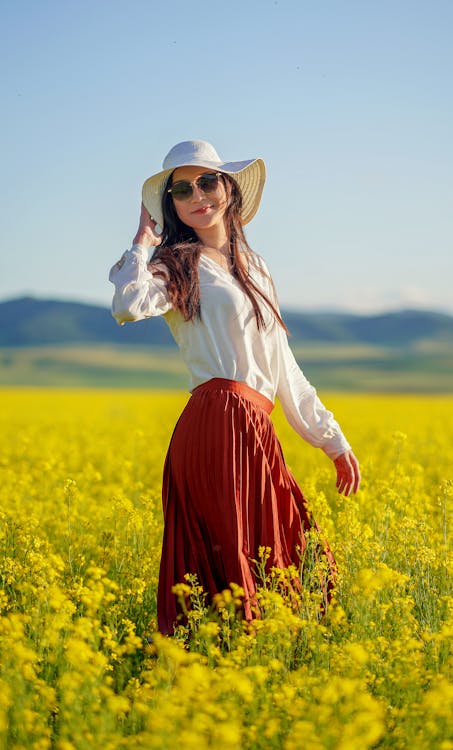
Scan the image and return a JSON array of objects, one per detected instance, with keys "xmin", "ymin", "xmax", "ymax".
[
  {"xmin": 133, "ymin": 202, "xmax": 163, "ymax": 249},
  {"xmin": 334, "ymin": 450, "xmax": 361, "ymax": 496}
]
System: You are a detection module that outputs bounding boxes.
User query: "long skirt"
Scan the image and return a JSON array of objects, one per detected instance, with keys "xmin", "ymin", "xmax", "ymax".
[{"xmin": 157, "ymin": 378, "xmax": 336, "ymax": 635}]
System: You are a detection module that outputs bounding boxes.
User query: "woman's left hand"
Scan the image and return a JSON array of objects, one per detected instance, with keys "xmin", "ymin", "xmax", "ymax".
[{"xmin": 334, "ymin": 451, "xmax": 361, "ymax": 496}]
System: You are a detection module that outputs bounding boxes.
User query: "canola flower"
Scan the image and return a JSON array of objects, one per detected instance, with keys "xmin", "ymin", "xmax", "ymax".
[{"xmin": 0, "ymin": 388, "xmax": 452, "ymax": 749}]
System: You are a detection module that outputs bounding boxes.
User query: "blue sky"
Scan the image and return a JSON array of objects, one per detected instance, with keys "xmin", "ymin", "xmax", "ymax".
[{"xmin": 1, "ymin": 0, "xmax": 452, "ymax": 313}]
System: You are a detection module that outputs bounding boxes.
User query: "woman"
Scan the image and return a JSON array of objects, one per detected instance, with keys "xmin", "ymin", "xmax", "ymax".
[{"xmin": 109, "ymin": 140, "xmax": 360, "ymax": 635}]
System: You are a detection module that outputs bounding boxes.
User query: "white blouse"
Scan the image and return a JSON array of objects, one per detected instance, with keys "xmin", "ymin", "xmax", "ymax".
[{"xmin": 109, "ymin": 244, "xmax": 351, "ymax": 460}]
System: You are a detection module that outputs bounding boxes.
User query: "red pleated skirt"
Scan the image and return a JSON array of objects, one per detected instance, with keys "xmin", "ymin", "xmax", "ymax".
[{"xmin": 157, "ymin": 378, "xmax": 336, "ymax": 634}]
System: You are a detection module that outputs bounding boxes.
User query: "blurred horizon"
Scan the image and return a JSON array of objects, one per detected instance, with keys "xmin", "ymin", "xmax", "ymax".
[{"xmin": 1, "ymin": 291, "xmax": 452, "ymax": 318}]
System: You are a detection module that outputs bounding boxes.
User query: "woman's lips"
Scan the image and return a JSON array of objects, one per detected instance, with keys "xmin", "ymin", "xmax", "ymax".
[{"xmin": 192, "ymin": 206, "xmax": 212, "ymax": 214}]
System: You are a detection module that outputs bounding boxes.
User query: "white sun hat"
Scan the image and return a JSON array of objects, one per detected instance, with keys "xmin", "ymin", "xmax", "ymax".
[{"xmin": 142, "ymin": 140, "xmax": 266, "ymax": 229}]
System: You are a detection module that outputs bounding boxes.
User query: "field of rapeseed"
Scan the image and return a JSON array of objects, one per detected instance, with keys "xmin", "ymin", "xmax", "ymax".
[{"xmin": 0, "ymin": 388, "xmax": 452, "ymax": 749}]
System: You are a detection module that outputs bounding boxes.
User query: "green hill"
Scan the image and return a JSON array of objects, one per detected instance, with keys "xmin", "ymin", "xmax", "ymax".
[
  {"xmin": 1, "ymin": 297, "xmax": 452, "ymax": 391},
  {"xmin": 2, "ymin": 296, "xmax": 453, "ymax": 348}
]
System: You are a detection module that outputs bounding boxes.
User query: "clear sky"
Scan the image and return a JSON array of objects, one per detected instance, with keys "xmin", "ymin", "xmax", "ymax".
[{"xmin": 1, "ymin": 0, "xmax": 452, "ymax": 313}]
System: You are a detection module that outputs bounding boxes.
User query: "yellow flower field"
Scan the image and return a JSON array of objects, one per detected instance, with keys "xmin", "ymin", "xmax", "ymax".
[{"xmin": 0, "ymin": 389, "xmax": 452, "ymax": 749}]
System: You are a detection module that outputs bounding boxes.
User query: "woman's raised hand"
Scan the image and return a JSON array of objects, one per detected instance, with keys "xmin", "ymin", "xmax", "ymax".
[
  {"xmin": 333, "ymin": 450, "xmax": 361, "ymax": 496},
  {"xmin": 133, "ymin": 202, "xmax": 163, "ymax": 249}
]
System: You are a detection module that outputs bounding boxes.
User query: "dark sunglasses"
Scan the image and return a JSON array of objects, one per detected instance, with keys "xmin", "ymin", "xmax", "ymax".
[{"xmin": 167, "ymin": 171, "xmax": 222, "ymax": 202}]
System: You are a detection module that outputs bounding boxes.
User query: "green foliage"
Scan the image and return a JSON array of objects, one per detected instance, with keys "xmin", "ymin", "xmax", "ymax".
[{"xmin": 1, "ymin": 342, "xmax": 453, "ymax": 390}]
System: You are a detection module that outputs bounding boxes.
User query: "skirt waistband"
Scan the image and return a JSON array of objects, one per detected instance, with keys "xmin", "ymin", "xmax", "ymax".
[{"xmin": 191, "ymin": 378, "xmax": 274, "ymax": 415}]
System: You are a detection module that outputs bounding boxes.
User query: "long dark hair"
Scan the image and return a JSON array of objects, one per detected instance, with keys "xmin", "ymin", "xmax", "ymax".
[{"xmin": 150, "ymin": 173, "xmax": 287, "ymax": 330}]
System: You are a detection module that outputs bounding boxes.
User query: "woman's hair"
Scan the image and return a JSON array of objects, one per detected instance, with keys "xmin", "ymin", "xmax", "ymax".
[{"xmin": 150, "ymin": 173, "xmax": 287, "ymax": 330}]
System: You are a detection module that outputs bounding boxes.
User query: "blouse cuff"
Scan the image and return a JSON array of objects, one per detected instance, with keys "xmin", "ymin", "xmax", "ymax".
[
  {"xmin": 321, "ymin": 435, "xmax": 352, "ymax": 461},
  {"xmin": 129, "ymin": 244, "xmax": 150, "ymax": 261}
]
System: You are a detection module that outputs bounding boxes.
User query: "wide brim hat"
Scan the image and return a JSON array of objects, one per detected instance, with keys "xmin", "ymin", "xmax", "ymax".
[{"xmin": 142, "ymin": 140, "xmax": 266, "ymax": 229}]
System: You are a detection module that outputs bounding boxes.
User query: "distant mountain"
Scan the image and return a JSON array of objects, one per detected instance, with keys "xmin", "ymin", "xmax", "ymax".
[
  {"xmin": 1, "ymin": 296, "xmax": 453, "ymax": 348},
  {"xmin": 283, "ymin": 309, "xmax": 453, "ymax": 346},
  {"xmin": 0, "ymin": 296, "xmax": 174, "ymax": 347}
]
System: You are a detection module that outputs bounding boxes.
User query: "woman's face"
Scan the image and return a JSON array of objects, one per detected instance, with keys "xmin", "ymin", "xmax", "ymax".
[{"xmin": 170, "ymin": 166, "xmax": 228, "ymax": 233}]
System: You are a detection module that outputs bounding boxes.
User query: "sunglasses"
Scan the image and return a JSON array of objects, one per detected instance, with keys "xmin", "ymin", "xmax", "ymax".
[{"xmin": 167, "ymin": 171, "xmax": 222, "ymax": 202}]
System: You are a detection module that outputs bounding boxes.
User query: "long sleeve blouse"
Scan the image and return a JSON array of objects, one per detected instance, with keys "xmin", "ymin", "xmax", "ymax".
[{"xmin": 109, "ymin": 244, "xmax": 351, "ymax": 460}]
